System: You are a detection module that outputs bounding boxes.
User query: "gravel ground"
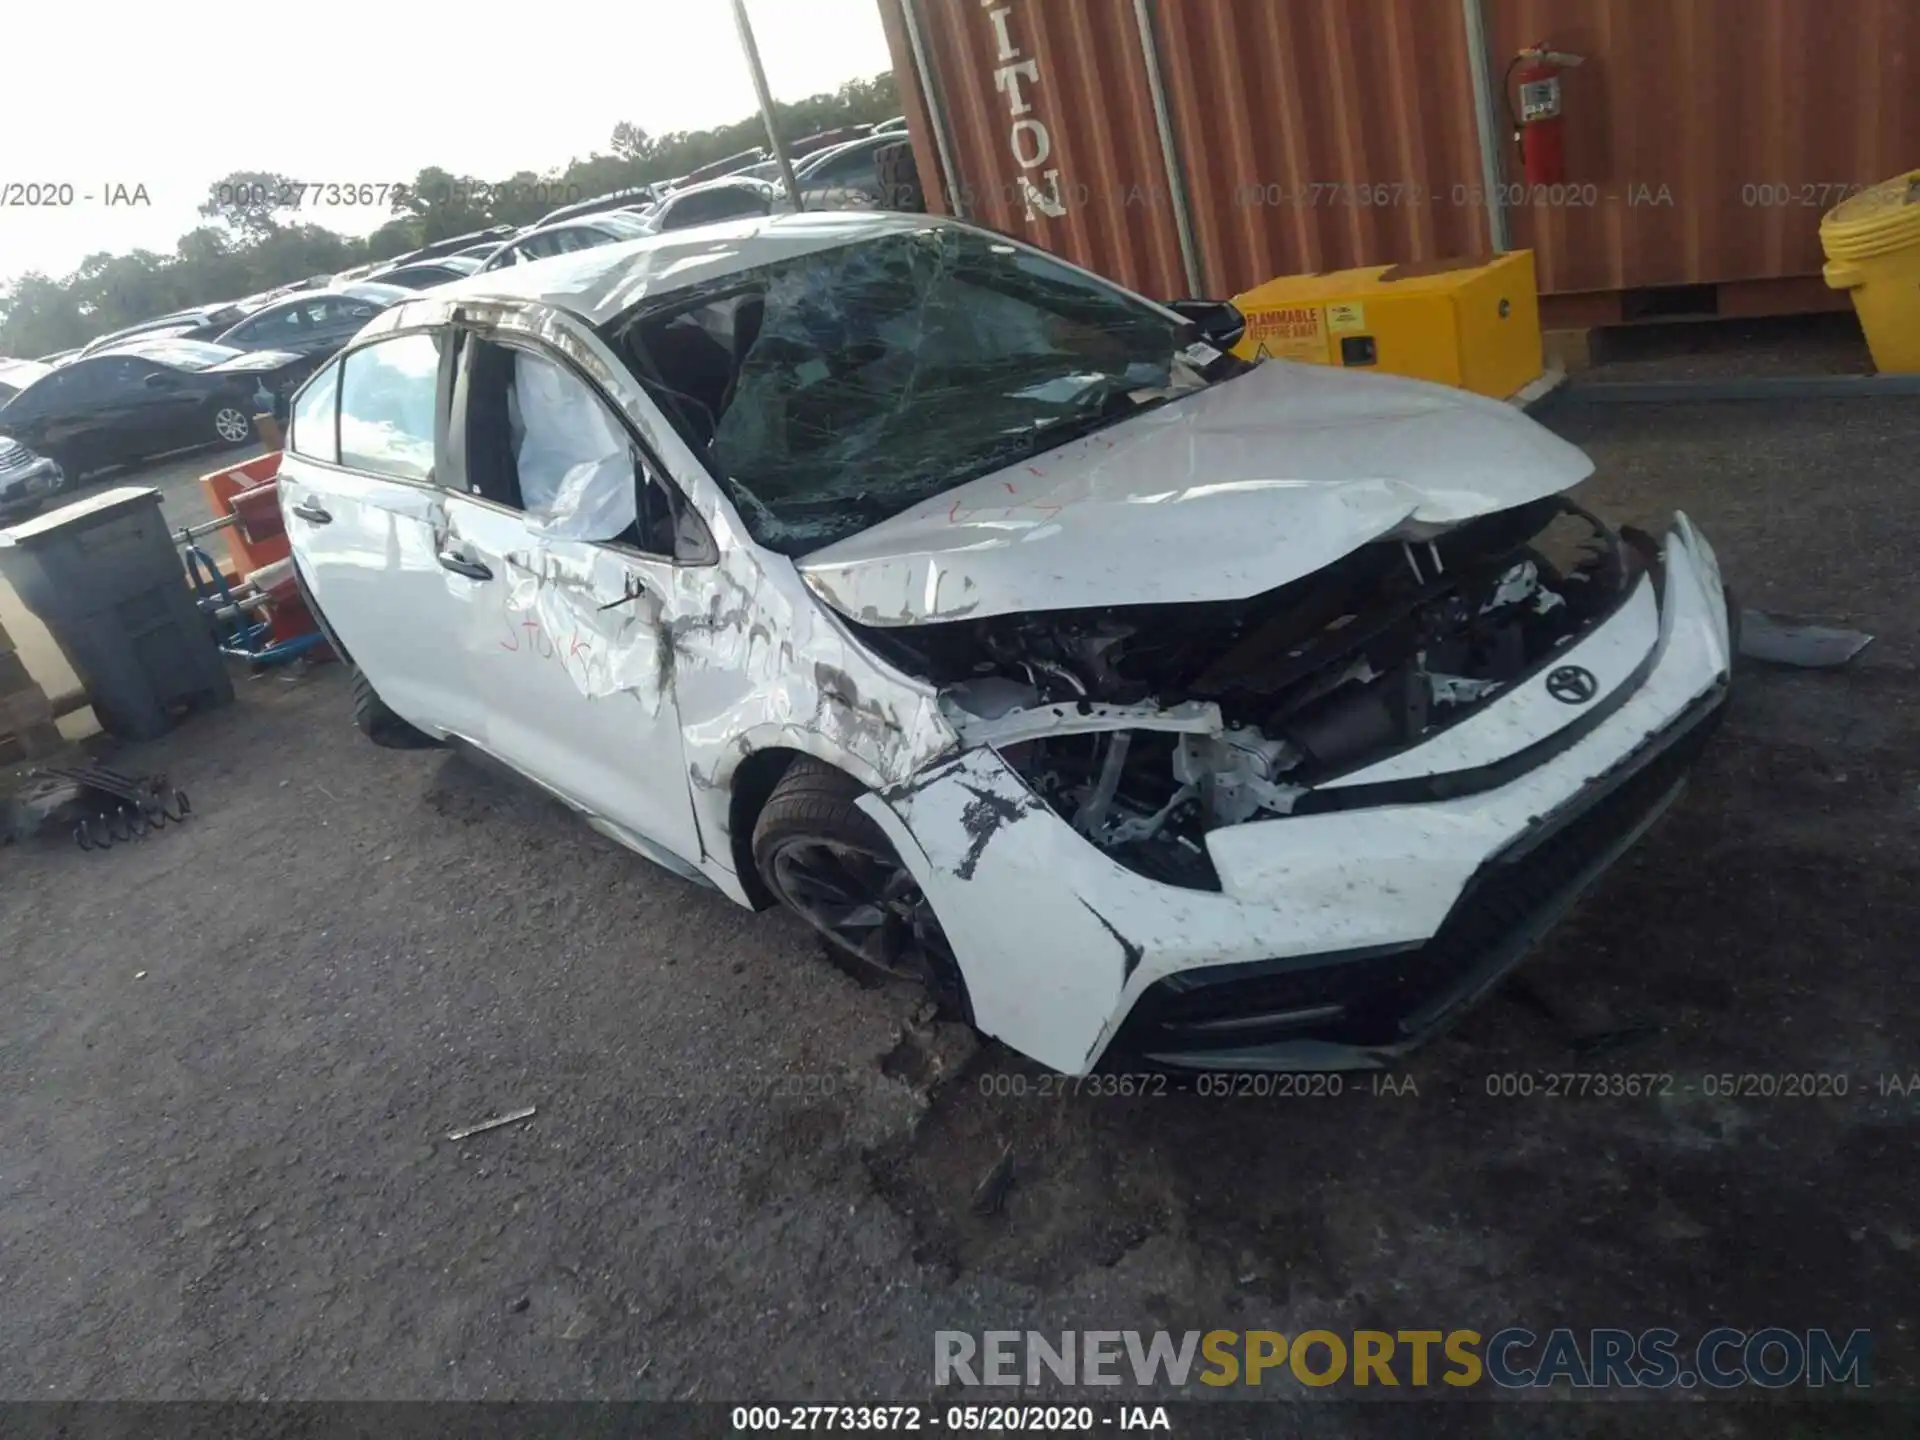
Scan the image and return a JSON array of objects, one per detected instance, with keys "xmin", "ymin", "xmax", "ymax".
[{"xmin": 1, "ymin": 374, "xmax": 1915, "ymax": 1430}]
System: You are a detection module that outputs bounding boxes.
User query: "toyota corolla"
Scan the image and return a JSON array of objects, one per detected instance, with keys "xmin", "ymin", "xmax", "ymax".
[{"xmin": 279, "ymin": 213, "xmax": 1733, "ymax": 1075}]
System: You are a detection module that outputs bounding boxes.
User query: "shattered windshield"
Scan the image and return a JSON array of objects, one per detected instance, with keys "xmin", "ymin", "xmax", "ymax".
[{"xmin": 609, "ymin": 225, "xmax": 1217, "ymax": 555}]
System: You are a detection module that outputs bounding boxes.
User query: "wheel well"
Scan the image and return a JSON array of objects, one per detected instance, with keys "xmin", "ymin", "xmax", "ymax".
[{"xmin": 727, "ymin": 747, "xmax": 807, "ymax": 909}]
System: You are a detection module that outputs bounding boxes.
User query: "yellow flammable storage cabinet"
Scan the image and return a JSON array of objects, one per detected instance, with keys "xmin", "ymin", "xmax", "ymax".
[{"xmin": 1229, "ymin": 251, "xmax": 1542, "ymax": 400}]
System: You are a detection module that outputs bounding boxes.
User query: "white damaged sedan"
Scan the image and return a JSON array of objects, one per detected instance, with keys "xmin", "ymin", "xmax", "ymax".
[{"xmin": 280, "ymin": 213, "xmax": 1733, "ymax": 1075}]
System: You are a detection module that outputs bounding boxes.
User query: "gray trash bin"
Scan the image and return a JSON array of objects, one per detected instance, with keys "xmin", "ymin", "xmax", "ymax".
[{"xmin": 0, "ymin": 486, "xmax": 232, "ymax": 740}]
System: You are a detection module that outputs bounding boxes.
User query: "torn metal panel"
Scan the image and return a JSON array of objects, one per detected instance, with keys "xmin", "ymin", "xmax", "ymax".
[
  {"xmin": 943, "ymin": 697, "xmax": 1222, "ymax": 747},
  {"xmin": 852, "ymin": 519, "xmax": 1732, "ymax": 1075},
  {"xmin": 1737, "ymin": 610, "xmax": 1873, "ymax": 668}
]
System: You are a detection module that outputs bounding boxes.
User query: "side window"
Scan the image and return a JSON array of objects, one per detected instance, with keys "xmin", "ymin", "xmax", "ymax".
[
  {"xmin": 53, "ymin": 361, "xmax": 113, "ymax": 403},
  {"xmin": 464, "ymin": 340, "xmax": 697, "ymax": 556},
  {"xmin": 519, "ymin": 232, "xmax": 562, "ymax": 261},
  {"xmin": 288, "ymin": 359, "xmax": 341, "ymax": 463},
  {"xmin": 253, "ymin": 307, "xmax": 305, "ymax": 343},
  {"xmin": 89, "ymin": 358, "xmax": 146, "ymax": 394},
  {"xmin": 337, "ymin": 333, "xmax": 442, "ymax": 481}
]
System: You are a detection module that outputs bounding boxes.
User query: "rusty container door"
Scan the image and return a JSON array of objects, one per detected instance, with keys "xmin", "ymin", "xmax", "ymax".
[
  {"xmin": 1482, "ymin": 0, "xmax": 1920, "ymax": 304},
  {"xmin": 1151, "ymin": 0, "xmax": 1496, "ymax": 297},
  {"xmin": 878, "ymin": 0, "xmax": 1192, "ymax": 298}
]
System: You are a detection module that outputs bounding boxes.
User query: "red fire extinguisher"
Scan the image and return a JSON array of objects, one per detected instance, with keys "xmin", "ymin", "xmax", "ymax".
[{"xmin": 1506, "ymin": 43, "xmax": 1583, "ymax": 187}]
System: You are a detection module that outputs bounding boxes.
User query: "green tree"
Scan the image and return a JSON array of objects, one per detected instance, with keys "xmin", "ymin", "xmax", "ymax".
[{"xmin": 199, "ymin": 169, "xmax": 302, "ymax": 240}]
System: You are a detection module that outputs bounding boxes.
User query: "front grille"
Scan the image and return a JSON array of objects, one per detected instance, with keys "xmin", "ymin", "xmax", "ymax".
[
  {"xmin": 0, "ymin": 445, "xmax": 34, "ymax": 477},
  {"xmin": 1109, "ymin": 693, "xmax": 1727, "ymax": 1061}
]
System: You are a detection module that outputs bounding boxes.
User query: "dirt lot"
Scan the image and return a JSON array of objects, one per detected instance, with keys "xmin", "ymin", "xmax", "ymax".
[{"xmin": 1, "ymin": 377, "xmax": 1915, "ymax": 1430}]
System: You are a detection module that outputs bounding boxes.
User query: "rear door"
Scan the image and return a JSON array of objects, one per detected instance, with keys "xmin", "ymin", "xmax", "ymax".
[
  {"xmin": 278, "ymin": 330, "xmax": 487, "ymax": 742},
  {"xmin": 434, "ymin": 326, "xmax": 708, "ymax": 869}
]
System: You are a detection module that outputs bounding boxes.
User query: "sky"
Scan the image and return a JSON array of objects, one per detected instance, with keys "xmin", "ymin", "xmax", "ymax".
[{"xmin": 0, "ymin": 0, "xmax": 895, "ymax": 285}]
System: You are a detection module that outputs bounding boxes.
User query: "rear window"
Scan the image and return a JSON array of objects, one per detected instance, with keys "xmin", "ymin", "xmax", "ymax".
[
  {"xmin": 337, "ymin": 333, "xmax": 442, "ymax": 481},
  {"xmin": 288, "ymin": 360, "xmax": 341, "ymax": 463}
]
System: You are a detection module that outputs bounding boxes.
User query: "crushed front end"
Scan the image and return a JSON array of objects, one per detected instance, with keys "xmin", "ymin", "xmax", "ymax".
[{"xmin": 850, "ymin": 503, "xmax": 1734, "ymax": 1075}]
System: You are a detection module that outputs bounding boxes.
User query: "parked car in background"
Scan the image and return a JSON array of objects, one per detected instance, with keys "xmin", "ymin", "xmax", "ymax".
[
  {"xmin": 668, "ymin": 147, "xmax": 768, "ymax": 190},
  {"xmin": 533, "ymin": 186, "xmax": 664, "ymax": 229},
  {"xmin": 786, "ymin": 124, "xmax": 874, "ymax": 161},
  {"xmin": 373, "ymin": 226, "xmax": 520, "ymax": 274},
  {"xmin": 366, "ymin": 256, "xmax": 483, "ymax": 290},
  {"xmin": 0, "ymin": 434, "xmax": 68, "ymax": 522},
  {"xmin": 34, "ymin": 349, "xmax": 81, "ymax": 367},
  {"xmin": 792, "ymin": 133, "xmax": 911, "ymax": 210},
  {"xmin": 631, "ymin": 177, "xmax": 784, "ymax": 233},
  {"xmin": 211, "ymin": 283, "xmax": 411, "ymax": 364},
  {"xmin": 267, "ymin": 275, "xmax": 335, "ymax": 299},
  {"xmin": 75, "ymin": 297, "xmax": 275, "ymax": 359},
  {"xmin": 0, "ymin": 337, "xmax": 309, "ymax": 481},
  {"xmin": 276, "ymin": 212, "xmax": 1737, "ymax": 1076},
  {"xmin": 475, "ymin": 210, "xmax": 653, "ymax": 272},
  {"xmin": 871, "ymin": 115, "xmax": 908, "ymax": 134}
]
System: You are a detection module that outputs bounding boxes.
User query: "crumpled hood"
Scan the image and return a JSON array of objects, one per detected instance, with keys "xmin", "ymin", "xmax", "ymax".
[{"xmin": 798, "ymin": 361, "xmax": 1593, "ymax": 627}]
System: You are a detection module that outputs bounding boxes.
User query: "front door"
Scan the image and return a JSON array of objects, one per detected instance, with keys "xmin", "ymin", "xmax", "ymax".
[{"xmin": 439, "ymin": 330, "xmax": 706, "ymax": 870}]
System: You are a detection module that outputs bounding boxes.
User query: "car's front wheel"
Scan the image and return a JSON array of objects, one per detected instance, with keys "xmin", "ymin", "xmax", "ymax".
[
  {"xmin": 210, "ymin": 402, "xmax": 255, "ymax": 448},
  {"xmin": 753, "ymin": 758, "xmax": 970, "ymax": 1019}
]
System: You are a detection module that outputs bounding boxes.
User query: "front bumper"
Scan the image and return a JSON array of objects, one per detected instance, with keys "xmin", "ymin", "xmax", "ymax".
[
  {"xmin": 0, "ymin": 459, "xmax": 63, "ymax": 520},
  {"xmin": 858, "ymin": 514, "xmax": 1735, "ymax": 1075}
]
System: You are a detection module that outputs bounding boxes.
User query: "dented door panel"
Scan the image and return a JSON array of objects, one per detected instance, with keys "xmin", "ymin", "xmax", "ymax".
[{"xmin": 446, "ymin": 495, "xmax": 703, "ymax": 867}]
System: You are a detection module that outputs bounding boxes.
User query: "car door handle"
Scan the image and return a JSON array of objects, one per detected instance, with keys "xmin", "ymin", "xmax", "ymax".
[
  {"xmin": 436, "ymin": 550, "xmax": 493, "ymax": 581},
  {"xmin": 291, "ymin": 498, "xmax": 332, "ymax": 524}
]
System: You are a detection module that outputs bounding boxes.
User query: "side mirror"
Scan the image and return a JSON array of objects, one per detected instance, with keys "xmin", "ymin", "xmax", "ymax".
[{"xmin": 1167, "ymin": 298, "xmax": 1247, "ymax": 352}]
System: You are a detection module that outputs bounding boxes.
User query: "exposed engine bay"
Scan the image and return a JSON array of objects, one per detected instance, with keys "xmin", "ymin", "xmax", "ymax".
[{"xmin": 856, "ymin": 497, "xmax": 1644, "ymax": 891}]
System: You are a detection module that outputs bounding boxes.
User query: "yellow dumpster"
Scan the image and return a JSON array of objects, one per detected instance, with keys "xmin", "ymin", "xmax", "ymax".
[{"xmin": 1820, "ymin": 171, "xmax": 1920, "ymax": 374}]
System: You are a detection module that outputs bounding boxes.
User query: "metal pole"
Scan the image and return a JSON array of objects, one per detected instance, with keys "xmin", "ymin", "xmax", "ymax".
[
  {"xmin": 899, "ymin": 0, "xmax": 967, "ymax": 219},
  {"xmin": 1132, "ymin": 0, "xmax": 1206, "ymax": 296},
  {"xmin": 731, "ymin": 0, "xmax": 804, "ymax": 210},
  {"xmin": 1460, "ymin": 0, "xmax": 1512, "ymax": 252}
]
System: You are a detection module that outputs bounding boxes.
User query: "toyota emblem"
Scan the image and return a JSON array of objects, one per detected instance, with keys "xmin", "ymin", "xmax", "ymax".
[{"xmin": 1546, "ymin": 665, "xmax": 1599, "ymax": 705}]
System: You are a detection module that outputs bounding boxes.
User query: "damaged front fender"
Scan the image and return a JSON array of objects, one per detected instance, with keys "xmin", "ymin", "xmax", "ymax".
[{"xmin": 858, "ymin": 749, "xmax": 1147, "ymax": 1074}]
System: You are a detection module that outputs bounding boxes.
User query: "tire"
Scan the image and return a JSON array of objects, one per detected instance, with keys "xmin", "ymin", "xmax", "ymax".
[
  {"xmin": 210, "ymin": 402, "xmax": 255, "ymax": 448},
  {"xmin": 351, "ymin": 667, "xmax": 440, "ymax": 750},
  {"xmin": 874, "ymin": 141, "xmax": 925, "ymax": 213},
  {"xmin": 42, "ymin": 450, "xmax": 81, "ymax": 489},
  {"xmin": 752, "ymin": 757, "xmax": 970, "ymax": 1019}
]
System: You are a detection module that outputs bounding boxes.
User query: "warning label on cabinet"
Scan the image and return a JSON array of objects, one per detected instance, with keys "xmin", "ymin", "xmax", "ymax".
[
  {"xmin": 1242, "ymin": 304, "xmax": 1328, "ymax": 363},
  {"xmin": 1326, "ymin": 301, "xmax": 1368, "ymax": 333}
]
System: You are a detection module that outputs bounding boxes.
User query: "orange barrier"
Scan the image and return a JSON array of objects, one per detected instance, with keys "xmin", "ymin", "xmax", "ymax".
[{"xmin": 198, "ymin": 452, "xmax": 288, "ymax": 578}]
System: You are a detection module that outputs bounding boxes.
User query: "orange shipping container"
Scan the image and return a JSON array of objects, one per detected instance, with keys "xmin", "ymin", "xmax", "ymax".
[{"xmin": 880, "ymin": 0, "xmax": 1920, "ymax": 322}]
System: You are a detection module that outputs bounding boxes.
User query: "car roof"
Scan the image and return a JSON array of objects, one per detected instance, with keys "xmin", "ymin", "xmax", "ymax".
[
  {"xmin": 414, "ymin": 211, "xmax": 943, "ymax": 327},
  {"xmin": 796, "ymin": 134, "xmax": 893, "ymax": 175}
]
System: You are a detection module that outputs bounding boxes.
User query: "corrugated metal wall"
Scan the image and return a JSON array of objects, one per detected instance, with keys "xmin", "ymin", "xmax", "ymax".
[
  {"xmin": 1152, "ymin": 0, "xmax": 1491, "ymax": 297},
  {"xmin": 881, "ymin": 0, "xmax": 1190, "ymax": 297},
  {"xmin": 883, "ymin": 0, "xmax": 1920, "ymax": 304},
  {"xmin": 1483, "ymin": 0, "xmax": 1920, "ymax": 295}
]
